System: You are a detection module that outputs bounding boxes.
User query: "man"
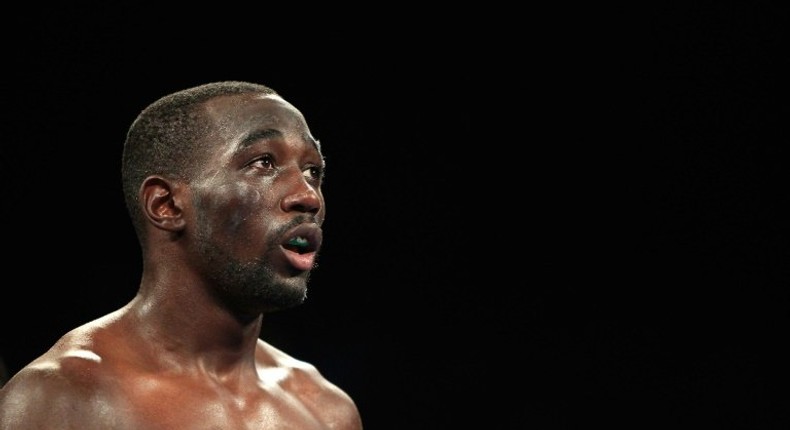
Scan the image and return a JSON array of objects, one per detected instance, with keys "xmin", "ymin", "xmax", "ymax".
[{"xmin": 0, "ymin": 81, "xmax": 364, "ymax": 429}]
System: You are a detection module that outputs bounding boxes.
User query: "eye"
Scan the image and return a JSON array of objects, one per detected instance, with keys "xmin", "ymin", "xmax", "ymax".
[
  {"xmin": 303, "ymin": 165, "xmax": 323, "ymax": 182},
  {"xmin": 249, "ymin": 154, "xmax": 275, "ymax": 170}
]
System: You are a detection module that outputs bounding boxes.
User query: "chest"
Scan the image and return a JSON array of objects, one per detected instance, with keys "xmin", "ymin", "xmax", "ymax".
[{"xmin": 111, "ymin": 374, "xmax": 330, "ymax": 430}]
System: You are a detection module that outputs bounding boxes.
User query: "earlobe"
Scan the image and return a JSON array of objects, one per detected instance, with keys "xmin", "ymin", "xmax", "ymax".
[{"xmin": 140, "ymin": 176, "xmax": 186, "ymax": 232}]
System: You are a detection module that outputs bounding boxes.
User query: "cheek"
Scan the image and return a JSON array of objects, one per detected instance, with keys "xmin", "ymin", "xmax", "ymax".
[{"xmin": 195, "ymin": 183, "xmax": 266, "ymax": 234}]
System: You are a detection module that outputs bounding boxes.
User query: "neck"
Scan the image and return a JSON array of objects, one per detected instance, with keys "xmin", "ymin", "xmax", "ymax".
[{"xmin": 126, "ymin": 265, "xmax": 265, "ymax": 376}]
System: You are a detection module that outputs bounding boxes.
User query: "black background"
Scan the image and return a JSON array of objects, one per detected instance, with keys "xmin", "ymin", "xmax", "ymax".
[{"xmin": 1, "ymin": 3, "xmax": 788, "ymax": 428}]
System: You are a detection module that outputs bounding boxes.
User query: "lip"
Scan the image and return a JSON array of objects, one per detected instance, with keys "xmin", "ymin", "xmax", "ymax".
[
  {"xmin": 280, "ymin": 223, "xmax": 323, "ymax": 272},
  {"xmin": 282, "ymin": 223, "xmax": 322, "ymax": 251}
]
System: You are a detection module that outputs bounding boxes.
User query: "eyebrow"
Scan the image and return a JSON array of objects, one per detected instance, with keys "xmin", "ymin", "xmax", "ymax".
[
  {"xmin": 238, "ymin": 128, "xmax": 321, "ymax": 153},
  {"xmin": 239, "ymin": 128, "xmax": 283, "ymax": 149}
]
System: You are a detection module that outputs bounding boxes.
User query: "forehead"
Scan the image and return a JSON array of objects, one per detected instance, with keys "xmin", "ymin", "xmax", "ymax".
[
  {"xmin": 202, "ymin": 93, "xmax": 310, "ymax": 137},
  {"xmin": 193, "ymin": 93, "xmax": 321, "ymax": 168}
]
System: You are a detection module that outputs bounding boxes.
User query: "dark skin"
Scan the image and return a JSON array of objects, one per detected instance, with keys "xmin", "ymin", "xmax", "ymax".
[{"xmin": 0, "ymin": 92, "xmax": 363, "ymax": 429}]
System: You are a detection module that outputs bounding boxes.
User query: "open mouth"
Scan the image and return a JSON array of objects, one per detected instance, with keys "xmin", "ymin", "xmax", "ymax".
[
  {"xmin": 280, "ymin": 224, "xmax": 322, "ymax": 272},
  {"xmin": 284, "ymin": 236, "xmax": 313, "ymax": 254},
  {"xmin": 281, "ymin": 224, "xmax": 321, "ymax": 254}
]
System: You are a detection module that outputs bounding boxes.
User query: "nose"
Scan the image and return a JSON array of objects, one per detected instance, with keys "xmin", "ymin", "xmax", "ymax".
[{"xmin": 280, "ymin": 172, "xmax": 322, "ymax": 215}]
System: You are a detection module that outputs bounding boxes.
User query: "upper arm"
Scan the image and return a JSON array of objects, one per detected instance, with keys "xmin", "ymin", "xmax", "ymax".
[
  {"xmin": 257, "ymin": 341, "xmax": 363, "ymax": 429},
  {"xmin": 0, "ymin": 360, "xmax": 121, "ymax": 430},
  {"xmin": 311, "ymin": 375, "xmax": 364, "ymax": 430},
  {"xmin": 288, "ymin": 361, "xmax": 364, "ymax": 429}
]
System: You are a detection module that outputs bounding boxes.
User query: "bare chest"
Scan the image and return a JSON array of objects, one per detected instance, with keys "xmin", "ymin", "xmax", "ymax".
[{"xmin": 110, "ymin": 375, "xmax": 332, "ymax": 430}]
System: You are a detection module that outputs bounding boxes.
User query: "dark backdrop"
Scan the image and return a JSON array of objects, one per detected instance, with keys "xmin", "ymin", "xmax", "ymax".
[{"xmin": 1, "ymin": 3, "xmax": 788, "ymax": 428}]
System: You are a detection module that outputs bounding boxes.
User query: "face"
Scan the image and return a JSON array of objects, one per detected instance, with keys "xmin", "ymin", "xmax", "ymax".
[{"xmin": 185, "ymin": 93, "xmax": 326, "ymax": 314}]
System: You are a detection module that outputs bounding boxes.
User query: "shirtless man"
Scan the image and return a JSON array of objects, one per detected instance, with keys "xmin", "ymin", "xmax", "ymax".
[{"xmin": 0, "ymin": 81, "xmax": 363, "ymax": 429}]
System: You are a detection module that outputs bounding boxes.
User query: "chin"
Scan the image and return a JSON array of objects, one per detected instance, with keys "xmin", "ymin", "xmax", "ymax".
[{"xmin": 257, "ymin": 278, "xmax": 309, "ymax": 312}]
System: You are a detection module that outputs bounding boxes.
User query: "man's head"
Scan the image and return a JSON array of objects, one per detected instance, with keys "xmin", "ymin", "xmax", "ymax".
[
  {"xmin": 122, "ymin": 81, "xmax": 326, "ymax": 313},
  {"xmin": 122, "ymin": 81, "xmax": 279, "ymax": 235}
]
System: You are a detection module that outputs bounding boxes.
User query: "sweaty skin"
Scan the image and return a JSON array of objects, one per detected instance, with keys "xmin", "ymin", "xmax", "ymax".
[{"xmin": 0, "ymin": 91, "xmax": 363, "ymax": 429}]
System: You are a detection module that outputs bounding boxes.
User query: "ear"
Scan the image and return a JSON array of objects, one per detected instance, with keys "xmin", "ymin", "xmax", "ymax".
[{"xmin": 140, "ymin": 176, "xmax": 186, "ymax": 232}]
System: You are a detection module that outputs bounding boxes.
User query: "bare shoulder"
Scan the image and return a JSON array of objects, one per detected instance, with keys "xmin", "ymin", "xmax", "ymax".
[
  {"xmin": 0, "ymin": 318, "xmax": 128, "ymax": 430},
  {"xmin": 257, "ymin": 340, "xmax": 364, "ymax": 429}
]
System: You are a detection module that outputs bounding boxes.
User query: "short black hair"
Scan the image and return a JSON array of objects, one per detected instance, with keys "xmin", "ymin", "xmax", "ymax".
[{"xmin": 121, "ymin": 81, "xmax": 278, "ymax": 241}]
